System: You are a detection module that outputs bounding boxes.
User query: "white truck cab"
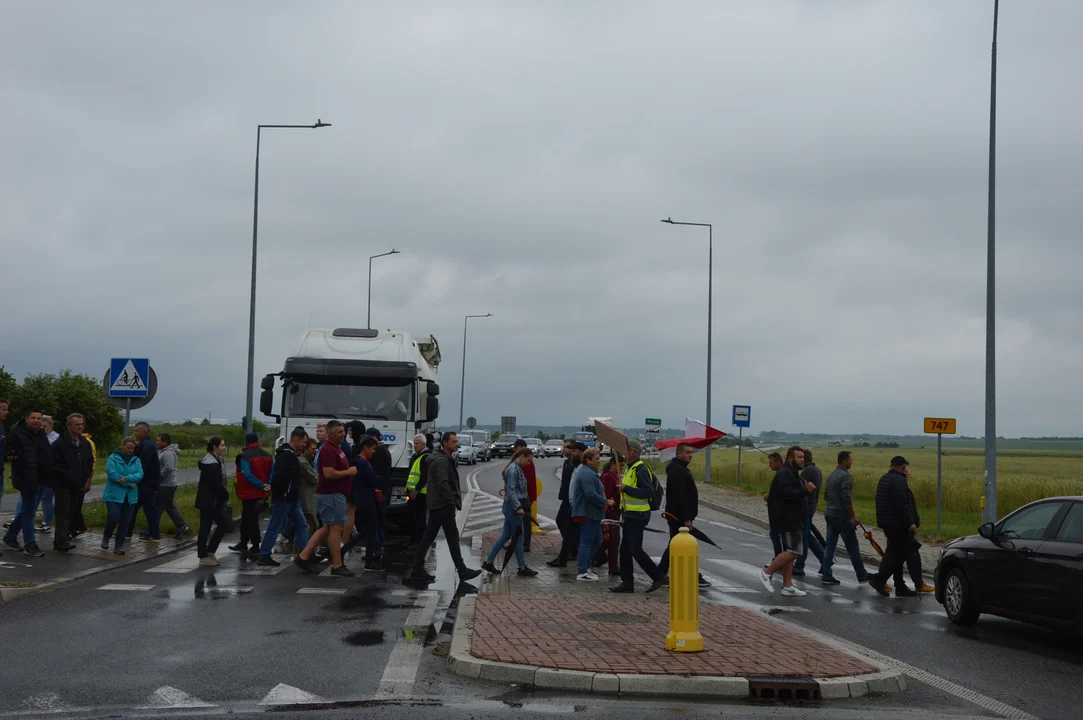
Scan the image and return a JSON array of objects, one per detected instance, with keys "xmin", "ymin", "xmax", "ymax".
[{"xmin": 260, "ymin": 327, "xmax": 441, "ymax": 521}]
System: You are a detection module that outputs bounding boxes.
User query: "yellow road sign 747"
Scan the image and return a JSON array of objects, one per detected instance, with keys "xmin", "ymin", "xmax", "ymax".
[{"xmin": 924, "ymin": 417, "xmax": 957, "ymax": 435}]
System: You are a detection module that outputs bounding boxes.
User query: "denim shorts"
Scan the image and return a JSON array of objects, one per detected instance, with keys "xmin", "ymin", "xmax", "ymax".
[{"xmin": 315, "ymin": 493, "xmax": 347, "ymax": 525}]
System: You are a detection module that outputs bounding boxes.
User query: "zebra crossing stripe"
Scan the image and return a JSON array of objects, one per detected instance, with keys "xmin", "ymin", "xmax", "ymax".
[{"xmin": 99, "ymin": 584, "xmax": 155, "ymax": 591}]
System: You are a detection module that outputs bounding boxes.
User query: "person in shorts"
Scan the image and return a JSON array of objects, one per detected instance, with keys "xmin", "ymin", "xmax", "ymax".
[
  {"xmin": 759, "ymin": 446, "xmax": 816, "ymax": 597},
  {"xmin": 293, "ymin": 420, "xmax": 356, "ymax": 577}
]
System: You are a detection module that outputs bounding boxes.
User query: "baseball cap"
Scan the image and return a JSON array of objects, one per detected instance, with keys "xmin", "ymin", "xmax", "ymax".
[
  {"xmin": 627, "ymin": 439, "xmax": 643, "ymax": 453},
  {"xmin": 513, "ymin": 439, "xmax": 527, "ymax": 448},
  {"xmin": 365, "ymin": 428, "xmax": 383, "ymax": 440},
  {"xmin": 890, "ymin": 455, "xmax": 909, "ymax": 467}
]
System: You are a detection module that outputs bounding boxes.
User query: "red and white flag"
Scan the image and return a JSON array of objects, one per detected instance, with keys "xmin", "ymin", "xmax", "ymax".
[{"xmin": 654, "ymin": 418, "xmax": 726, "ymax": 461}]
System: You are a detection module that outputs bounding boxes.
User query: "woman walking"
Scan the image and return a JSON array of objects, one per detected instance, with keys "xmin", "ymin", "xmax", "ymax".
[
  {"xmin": 573, "ymin": 448, "xmax": 612, "ymax": 582},
  {"xmin": 102, "ymin": 437, "xmax": 143, "ymax": 555},
  {"xmin": 195, "ymin": 437, "xmax": 231, "ymax": 566},
  {"xmin": 480, "ymin": 448, "xmax": 538, "ymax": 578}
]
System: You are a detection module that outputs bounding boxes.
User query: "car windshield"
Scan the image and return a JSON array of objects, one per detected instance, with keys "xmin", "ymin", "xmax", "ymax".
[
  {"xmin": 524, "ymin": 439, "xmax": 540, "ymax": 445},
  {"xmin": 285, "ymin": 381, "xmax": 413, "ymax": 421},
  {"xmin": 498, "ymin": 435, "xmax": 518, "ymax": 443},
  {"xmin": 545, "ymin": 440, "xmax": 562, "ymax": 446},
  {"xmin": 459, "ymin": 436, "xmax": 473, "ymax": 447}
]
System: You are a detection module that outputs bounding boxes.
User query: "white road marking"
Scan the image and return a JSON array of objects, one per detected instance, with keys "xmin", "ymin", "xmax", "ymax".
[
  {"xmin": 258, "ymin": 683, "xmax": 327, "ymax": 707},
  {"xmin": 374, "ymin": 591, "xmax": 441, "ymax": 699},
  {"xmin": 98, "ymin": 584, "xmax": 155, "ymax": 591},
  {"xmin": 237, "ymin": 555, "xmax": 293, "ymax": 576},
  {"xmin": 145, "ymin": 552, "xmax": 201, "ymax": 573},
  {"xmin": 139, "ymin": 686, "xmax": 216, "ymax": 709},
  {"xmin": 295, "ymin": 588, "xmax": 346, "ymax": 595}
]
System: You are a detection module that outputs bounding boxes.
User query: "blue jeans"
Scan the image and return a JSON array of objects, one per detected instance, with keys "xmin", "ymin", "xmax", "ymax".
[
  {"xmin": 793, "ymin": 515, "xmax": 825, "ymax": 572},
  {"xmin": 104, "ymin": 501, "xmax": 135, "ymax": 550},
  {"xmin": 39, "ymin": 487, "xmax": 55, "ymax": 525},
  {"xmin": 821, "ymin": 516, "xmax": 868, "ymax": 581},
  {"xmin": 4, "ymin": 491, "xmax": 40, "ymax": 547},
  {"xmin": 577, "ymin": 519, "xmax": 602, "ymax": 575},
  {"xmin": 259, "ymin": 501, "xmax": 310, "ymax": 558},
  {"xmin": 485, "ymin": 504, "xmax": 525, "ymax": 570},
  {"xmin": 129, "ymin": 486, "xmax": 160, "ymax": 538}
]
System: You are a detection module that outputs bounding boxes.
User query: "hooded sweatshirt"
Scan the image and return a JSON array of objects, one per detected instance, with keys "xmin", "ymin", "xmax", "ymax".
[{"xmin": 158, "ymin": 443, "xmax": 181, "ymax": 487}]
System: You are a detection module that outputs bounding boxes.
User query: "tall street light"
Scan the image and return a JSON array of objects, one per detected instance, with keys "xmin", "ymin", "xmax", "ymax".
[
  {"xmin": 662, "ymin": 217, "xmax": 714, "ymax": 482},
  {"xmin": 244, "ymin": 119, "xmax": 331, "ymax": 431},
  {"xmin": 459, "ymin": 313, "xmax": 493, "ymax": 431},
  {"xmin": 367, "ymin": 249, "xmax": 400, "ymax": 329},
  {"xmin": 983, "ymin": 0, "xmax": 1000, "ymax": 524}
]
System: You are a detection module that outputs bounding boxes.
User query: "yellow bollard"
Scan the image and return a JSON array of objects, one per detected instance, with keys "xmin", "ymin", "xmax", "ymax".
[
  {"xmin": 532, "ymin": 476, "xmax": 546, "ymax": 534},
  {"xmin": 665, "ymin": 527, "xmax": 704, "ymax": 652}
]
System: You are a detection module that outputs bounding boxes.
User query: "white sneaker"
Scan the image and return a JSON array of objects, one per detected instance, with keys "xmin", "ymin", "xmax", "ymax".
[
  {"xmin": 576, "ymin": 572, "xmax": 599, "ymax": 582},
  {"xmin": 199, "ymin": 555, "xmax": 220, "ymax": 566},
  {"xmin": 781, "ymin": 585, "xmax": 807, "ymax": 597},
  {"xmin": 758, "ymin": 570, "xmax": 775, "ymax": 593}
]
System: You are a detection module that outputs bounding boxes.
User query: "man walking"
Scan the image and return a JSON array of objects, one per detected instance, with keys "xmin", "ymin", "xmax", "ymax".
[
  {"xmin": 156, "ymin": 433, "xmax": 188, "ymax": 538},
  {"xmin": 763, "ymin": 452, "xmax": 784, "ymax": 557},
  {"xmin": 655, "ymin": 443, "xmax": 710, "ymax": 589},
  {"xmin": 295, "ymin": 420, "xmax": 356, "ymax": 577},
  {"xmin": 759, "ymin": 446, "xmax": 816, "ymax": 597},
  {"xmin": 299, "ymin": 437, "xmax": 319, "ymax": 537},
  {"xmin": 547, "ymin": 440, "xmax": 584, "ymax": 568},
  {"xmin": 341, "ymin": 436, "xmax": 386, "ymax": 571},
  {"xmin": 407, "ymin": 432, "xmax": 482, "ymax": 583},
  {"xmin": 49, "ymin": 414, "xmax": 93, "ymax": 552},
  {"xmin": 257, "ymin": 427, "xmax": 310, "ymax": 567},
  {"xmin": 3, "ymin": 409, "xmax": 51, "ymax": 557},
  {"xmin": 405, "ymin": 434, "xmax": 431, "ymax": 546},
  {"xmin": 610, "ymin": 440, "xmax": 665, "ymax": 594},
  {"xmin": 820, "ymin": 451, "xmax": 869, "ymax": 585},
  {"xmin": 69, "ymin": 431, "xmax": 96, "ymax": 539},
  {"xmin": 229, "ymin": 432, "xmax": 272, "ymax": 558},
  {"xmin": 793, "ymin": 448, "xmax": 826, "ymax": 577},
  {"xmin": 867, "ymin": 456, "xmax": 919, "ymax": 597},
  {"xmin": 128, "ymin": 422, "xmax": 161, "ymax": 541}
]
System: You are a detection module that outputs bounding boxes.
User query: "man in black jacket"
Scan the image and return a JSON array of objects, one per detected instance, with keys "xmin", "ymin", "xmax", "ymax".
[
  {"xmin": 50, "ymin": 414, "xmax": 94, "ymax": 552},
  {"xmin": 547, "ymin": 440, "xmax": 584, "ymax": 568},
  {"xmin": 257, "ymin": 427, "xmax": 310, "ymax": 567},
  {"xmin": 128, "ymin": 422, "xmax": 162, "ymax": 541},
  {"xmin": 793, "ymin": 448, "xmax": 826, "ymax": 577},
  {"xmin": 3, "ymin": 409, "xmax": 51, "ymax": 556},
  {"xmin": 758, "ymin": 446, "xmax": 816, "ymax": 597},
  {"xmin": 654, "ymin": 443, "xmax": 710, "ymax": 589},
  {"xmin": 868, "ymin": 456, "xmax": 919, "ymax": 597},
  {"xmin": 407, "ymin": 432, "xmax": 481, "ymax": 583}
]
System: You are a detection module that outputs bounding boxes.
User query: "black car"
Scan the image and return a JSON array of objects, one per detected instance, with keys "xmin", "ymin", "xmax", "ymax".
[{"xmin": 935, "ymin": 496, "xmax": 1083, "ymax": 635}]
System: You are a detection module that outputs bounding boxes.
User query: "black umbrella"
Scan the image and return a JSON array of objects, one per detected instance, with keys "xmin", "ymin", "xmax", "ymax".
[
  {"xmin": 600, "ymin": 518, "xmax": 669, "ymax": 534},
  {"xmin": 661, "ymin": 512, "xmax": 721, "ymax": 549}
]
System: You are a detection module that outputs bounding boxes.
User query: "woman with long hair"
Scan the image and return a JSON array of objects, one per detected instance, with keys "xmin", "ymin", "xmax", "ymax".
[
  {"xmin": 481, "ymin": 448, "xmax": 539, "ymax": 578},
  {"xmin": 195, "ymin": 436, "xmax": 231, "ymax": 566}
]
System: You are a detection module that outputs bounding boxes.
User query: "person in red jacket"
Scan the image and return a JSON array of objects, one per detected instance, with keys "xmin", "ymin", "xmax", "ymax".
[
  {"xmin": 599, "ymin": 458, "xmax": 622, "ymax": 576},
  {"xmin": 229, "ymin": 432, "xmax": 272, "ymax": 559}
]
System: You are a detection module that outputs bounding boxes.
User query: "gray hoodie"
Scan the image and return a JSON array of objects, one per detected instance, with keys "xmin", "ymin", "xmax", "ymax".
[{"xmin": 158, "ymin": 443, "xmax": 180, "ymax": 487}]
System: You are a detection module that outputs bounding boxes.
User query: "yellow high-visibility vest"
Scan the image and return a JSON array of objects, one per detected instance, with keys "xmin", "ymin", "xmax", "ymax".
[
  {"xmin": 407, "ymin": 452, "xmax": 428, "ymax": 495},
  {"xmin": 621, "ymin": 460, "xmax": 650, "ymax": 513}
]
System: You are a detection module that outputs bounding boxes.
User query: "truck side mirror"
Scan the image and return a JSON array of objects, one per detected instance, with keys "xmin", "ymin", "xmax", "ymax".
[
  {"xmin": 426, "ymin": 396, "xmax": 439, "ymax": 422},
  {"xmin": 260, "ymin": 375, "xmax": 275, "ymax": 391},
  {"xmin": 427, "ymin": 380, "xmax": 440, "ymax": 397}
]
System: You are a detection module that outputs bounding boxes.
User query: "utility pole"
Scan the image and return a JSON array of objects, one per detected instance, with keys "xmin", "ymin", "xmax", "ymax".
[{"xmin": 983, "ymin": 0, "xmax": 999, "ymax": 524}]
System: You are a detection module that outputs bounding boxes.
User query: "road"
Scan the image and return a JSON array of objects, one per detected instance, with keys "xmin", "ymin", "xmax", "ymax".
[{"xmin": 0, "ymin": 456, "xmax": 1076, "ymax": 720}]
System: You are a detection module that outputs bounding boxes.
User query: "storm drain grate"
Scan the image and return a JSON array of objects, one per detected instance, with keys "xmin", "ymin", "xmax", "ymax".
[
  {"xmin": 747, "ymin": 676, "xmax": 821, "ymax": 702},
  {"xmin": 581, "ymin": 612, "xmax": 650, "ymax": 625}
]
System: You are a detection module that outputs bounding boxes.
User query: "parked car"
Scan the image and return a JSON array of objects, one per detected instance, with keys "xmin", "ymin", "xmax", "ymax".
[
  {"xmin": 935, "ymin": 496, "xmax": 1083, "ymax": 636},
  {"xmin": 523, "ymin": 438, "xmax": 545, "ymax": 457},
  {"xmin": 456, "ymin": 435, "xmax": 480, "ymax": 465},
  {"xmin": 544, "ymin": 439, "xmax": 564, "ymax": 457},
  {"xmin": 492, "ymin": 433, "xmax": 521, "ymax": 458},
  {"xmin": 461, "ymin": 429, "xmax": 492, "ymax": 461}
]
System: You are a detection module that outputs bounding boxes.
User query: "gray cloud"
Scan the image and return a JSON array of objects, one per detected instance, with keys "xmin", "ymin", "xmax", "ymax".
[{"xmin": 2, "ymin": 0, "xmax": 1081, "ymax": 437}]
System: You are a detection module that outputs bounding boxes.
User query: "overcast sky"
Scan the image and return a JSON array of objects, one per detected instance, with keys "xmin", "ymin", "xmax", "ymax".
[{"xmin": 2, "ymin": 1, "xmax": 1080, "ymax": 437}]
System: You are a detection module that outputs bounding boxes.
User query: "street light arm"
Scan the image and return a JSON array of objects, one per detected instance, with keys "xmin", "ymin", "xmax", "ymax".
[
  {"xmin": 661, "ymin": 218, "xmax": 712, "ymax": 229},
  {"xmin": 258, "ymin": 120, "xmax": 332, "ymax": 129}
]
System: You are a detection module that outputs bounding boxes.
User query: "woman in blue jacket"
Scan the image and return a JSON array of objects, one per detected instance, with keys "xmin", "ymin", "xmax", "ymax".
[
  {"xmin": 573, "ymin": 448, "xmax": 612, "ymax": 582},
  {"xmin": 102, "ymin": 437, "xmax": 144, "ymax": 554},
  {"xmin": 481, "ymin": 448, "xmax": 538, "ymax": 578}
]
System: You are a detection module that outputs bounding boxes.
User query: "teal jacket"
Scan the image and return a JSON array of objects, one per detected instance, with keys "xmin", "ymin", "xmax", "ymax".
[{"xmin": 104, "ymin": 449, "xmax": 144, "ymax": 504}]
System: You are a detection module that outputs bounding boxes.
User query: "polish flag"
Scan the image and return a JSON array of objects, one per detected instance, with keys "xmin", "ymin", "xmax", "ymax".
[{"xmin": 654, "ymin": 418, "xmax": 726, "ymax": 462}]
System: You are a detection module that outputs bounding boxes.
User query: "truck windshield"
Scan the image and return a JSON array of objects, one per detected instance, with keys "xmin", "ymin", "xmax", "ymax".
[{"xmin": 285, "ymin": 381, "xmax": 413, "ymax": 421}]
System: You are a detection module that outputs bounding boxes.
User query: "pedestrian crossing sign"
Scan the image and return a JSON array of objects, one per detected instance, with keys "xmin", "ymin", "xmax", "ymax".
[{"xmin": 109, "ymin": 358, "xmax": 150, "ymax": 398}]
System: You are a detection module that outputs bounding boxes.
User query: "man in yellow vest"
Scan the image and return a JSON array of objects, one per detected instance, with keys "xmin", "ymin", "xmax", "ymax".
[
  {"xmin": 405, "ymin": 434, "xmax": 431, "ymax": 546},
  {"xmin": 610, "ymin": 440, "xmax": 665, "ymax": 594}
]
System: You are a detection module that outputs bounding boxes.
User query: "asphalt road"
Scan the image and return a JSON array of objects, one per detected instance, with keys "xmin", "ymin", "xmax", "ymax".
[
  {"xmin": 472, "ymin": 457, "xmax": 1082, "ymax": 720},
  {"xmin": 0, "ymin": 455, "xmax": 1076, "ymax": 720}
]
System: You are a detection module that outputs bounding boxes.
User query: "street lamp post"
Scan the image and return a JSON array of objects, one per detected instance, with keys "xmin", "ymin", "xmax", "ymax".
[
  {"xmin": 983, "ymin": 0, "xmax": 1000, "ymax": 524},
  {"xmin": 459, "ymin": 313, "xmax": 493, "ymax": 431},
  {"xmin": 244, "ymin": 119, "xmax": 331, "ymax": 432},
  {"xmin": 367, "ymin": 249, "xmax": 400, "ymax": 329},
  {"xmin": 662, "ymin": 217, "xmax": 714, "ymax": 482}
]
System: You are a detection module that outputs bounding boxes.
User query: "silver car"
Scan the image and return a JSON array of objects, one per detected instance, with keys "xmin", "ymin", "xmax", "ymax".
[
  {"xmin": 544, "ymin": 439, "xmax": 564, "ymax": 457},
  {"xmin": 456, "ymin": 435, "xmax": 480, "ymax": 465},
  {"xmin": 523, "ymin": 438, "xmax": 545, "ymax": 457}
]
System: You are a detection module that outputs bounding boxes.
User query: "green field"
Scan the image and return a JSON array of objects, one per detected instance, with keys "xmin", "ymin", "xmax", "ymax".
[{"xmin": 646, "ymin": 446, "xmax": 1083, "ymax": 543}]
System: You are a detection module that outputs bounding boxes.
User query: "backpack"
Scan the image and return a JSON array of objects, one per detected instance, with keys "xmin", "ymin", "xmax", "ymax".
[{"xmin": 644, "ymin": 465, "xmax": 664, "ymax": 511}]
